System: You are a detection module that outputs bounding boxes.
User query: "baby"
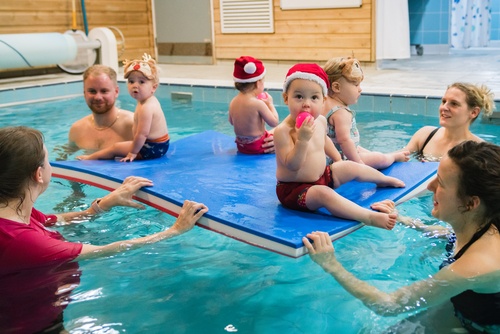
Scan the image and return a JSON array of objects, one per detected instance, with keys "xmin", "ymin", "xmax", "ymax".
[
  {"xmin": 322, "ymin": 57, "xmax": 409, "ymax": 168},
  {"xmin": 78, "ymin": 54, "xmax": 169, "ymax": 162},
  {"xmin": 274, "ymin": 63, "xmax": 404, "ymax": 230},
  {"xmin": 228, "ymin": 56, "xmax": 279, "ymax": 154}
]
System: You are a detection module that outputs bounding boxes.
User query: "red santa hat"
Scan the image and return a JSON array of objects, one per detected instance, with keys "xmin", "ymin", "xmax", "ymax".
[
  {"xmin": 283, "ymin": 63, "xmax": 330, "ymax": 96},
  {"xmin": 233, "ymin": 56, "xmax": 266, "ymax": 83}
]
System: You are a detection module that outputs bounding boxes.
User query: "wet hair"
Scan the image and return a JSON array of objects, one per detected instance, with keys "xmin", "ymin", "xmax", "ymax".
[
  {"xmin": 83, "ymin": 64, "xmax": 118, "ymax": 85},
  {"xmin": 447, "ymin": 82, "xmax": 495, "ymax": 122},
  {"xmin": 323, "ymin": 57, "xmax": 364, "ymax": 97},
  {"xmin": 0, "ymin": 126, "xmax": 46, "ymax": 214},
  {"xmin": 447, "ymin": 141, "xmax": 500, "ymax": 230},
  {"xmin": 234, "ymin": 81, "xmax": 258, "ymax": 93}
]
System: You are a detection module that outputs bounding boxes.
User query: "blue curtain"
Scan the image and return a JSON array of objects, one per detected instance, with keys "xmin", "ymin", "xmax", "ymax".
[{"xmin": 451, "ymin": 0, "xmax": 491, "ymax": 48}]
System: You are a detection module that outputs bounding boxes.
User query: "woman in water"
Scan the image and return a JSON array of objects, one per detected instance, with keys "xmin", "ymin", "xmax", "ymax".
[
  {"xmin": 0, "ymin": 126, "xmax": 208, "ymax": 332},
  {"xmin": 405, "ymin": 82, "xmax": 495, "ymax": 161},
  {"xmin": 304, "ymin": 141, "xmax": 500, "ymax": 333}
]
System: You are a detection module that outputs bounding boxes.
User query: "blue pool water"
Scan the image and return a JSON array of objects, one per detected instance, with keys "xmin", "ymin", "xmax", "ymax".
[{"xmin": 1, "ymin": 83, "xmax": 499, "ymax": 333}]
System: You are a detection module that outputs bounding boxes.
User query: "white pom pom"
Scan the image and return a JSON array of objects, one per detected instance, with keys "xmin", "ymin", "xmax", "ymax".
[{"xmin": 244, "ymin": 62, "xmax": 257, "ymax": 74}]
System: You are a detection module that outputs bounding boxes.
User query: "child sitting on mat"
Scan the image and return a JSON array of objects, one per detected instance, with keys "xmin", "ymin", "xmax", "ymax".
[
  {"xmin": 274, "ymin": 63, "xmax": 405, "ymax": 230},
  {"xmin": 322, "ymin": 57, "xmax": 410, "ymax": 168},
  {"xmin": 78, "ymin": 53, "xmax": 169, "ymax": 162},
  {"xmin": 228, "ymin": 56, "xmax": 279, "ymax": 154}
]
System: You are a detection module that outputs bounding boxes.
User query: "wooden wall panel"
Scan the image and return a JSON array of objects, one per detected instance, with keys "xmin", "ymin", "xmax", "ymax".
[
  {"xmin": 0, "ymin": 0, "xmax": 155, "ymax": 72},
  {"xmin": 1, "ymin": 0, "xmax": 377, "ymax": 75},
  {"xmin": 213, "ymin": 0, "xmax": 375, "ymax": 63}
]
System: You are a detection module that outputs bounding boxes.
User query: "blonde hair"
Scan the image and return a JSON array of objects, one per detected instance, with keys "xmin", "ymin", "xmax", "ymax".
[
  {"xmin": 448, "ymin": 82, "xmax": 496, "ymax": 121},
  {"xmin": 323, "ymin": 57, "xmax": 364, "ymax": 96},
  {"xmin": 83, "ymin": 64, "xmax": 117, "ymax": 84}
]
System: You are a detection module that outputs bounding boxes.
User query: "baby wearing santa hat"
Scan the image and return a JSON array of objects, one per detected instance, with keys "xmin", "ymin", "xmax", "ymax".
[
  {"xmin": 275, "ymin": 63, "xmax": 405, "ymax": 230},
  {"xmin": 228, "ymin": 56, "xmax": 280, "ymax": 154}
]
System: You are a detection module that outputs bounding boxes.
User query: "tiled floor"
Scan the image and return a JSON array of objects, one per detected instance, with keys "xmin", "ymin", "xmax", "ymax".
[{"xmin": 2, "ymin": 49, "xmax": 500, "ymax": 100}]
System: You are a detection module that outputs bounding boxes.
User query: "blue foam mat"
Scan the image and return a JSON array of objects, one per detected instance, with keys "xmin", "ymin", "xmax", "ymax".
[{"xmin": 51, "ymin": 130, "xmax": 438, "ymax": 257}]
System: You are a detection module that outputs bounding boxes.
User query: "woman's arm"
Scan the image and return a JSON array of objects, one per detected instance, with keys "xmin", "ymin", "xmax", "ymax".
[
  {"xmin": 370, "ymin": 200, "xmax": 450, "ymax": 239},
  {"xmin": 52, "ymin": 176, "xmax": 153, "ymax": 225},
  {"xmin": 77, "ymin": 199, "xmax": 208, "ymax": 260},
  {"xmin": 302, "ymin": 232, "xmax": 470, "ymax": 316}
]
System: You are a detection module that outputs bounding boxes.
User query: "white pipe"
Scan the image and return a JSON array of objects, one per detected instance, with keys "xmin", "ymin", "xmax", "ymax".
[{"xmin": 0, "ymin": 33, "xmax": 77, "ymax": 69}]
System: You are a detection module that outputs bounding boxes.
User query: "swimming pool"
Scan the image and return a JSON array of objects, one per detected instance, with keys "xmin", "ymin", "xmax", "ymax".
[{"xmin": 1, "ymin": 82, "xmax": 499, "ymax": 333}]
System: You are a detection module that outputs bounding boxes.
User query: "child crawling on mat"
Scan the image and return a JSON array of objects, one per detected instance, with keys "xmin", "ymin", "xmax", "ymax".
[
  {"xmin": 228, "ymin": 56, "xmax": 279, "ymax": 154},
  {"xmin": 78, "ymin": 53, "xmax": 169, "ymax": 162},
  {"xmin": 274, "ymin": 63, "xmax": 405, "ymax": 230}
]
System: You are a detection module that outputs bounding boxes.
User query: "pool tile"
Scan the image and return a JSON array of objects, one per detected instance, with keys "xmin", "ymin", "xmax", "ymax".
[
  {"xmin": 407, "ymin": 97, "xmax": 427, "ymax": 116},
  {"xmin": 373, "ymin": 95, "xmax": 391, "ymax": 113},
  {"xmin": 390, "ymin": 96, "xmax": 410, "ymax": 114},
  {"xmin": 425, "ymin": 97, "xmax": 441, "ymax": 117},
  {"xmin": 354, "ymin": 95, "xmax": 374, "ymax": 112}
]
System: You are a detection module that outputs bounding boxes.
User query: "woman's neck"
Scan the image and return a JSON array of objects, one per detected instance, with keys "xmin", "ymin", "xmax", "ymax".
[
  {"xmin": 452, "ymin": 214, "xmax": 489, "ymax": 251},
  {"xmin": 441, "ymin": 126, "xmax": 473, "ymax": 143},
  {"xmin": 0, "ymin": 201, "xmax": 33, "ymax": 224}
]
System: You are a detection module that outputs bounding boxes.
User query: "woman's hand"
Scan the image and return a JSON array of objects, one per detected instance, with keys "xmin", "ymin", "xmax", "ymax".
[
  {"xmin": 303, "ymin": 231, "xmax": 337, "ymax": 266},
  {"xmin": 370, "ymin": 199, "xmax": 397, "ymax": 214},
  {"xmin": 99, "ymin": 176, "xmax": 154, "ymax": 210},
  {"xmin": 170, "ymin": 200, "xmax": 209, "ymax": 235}
]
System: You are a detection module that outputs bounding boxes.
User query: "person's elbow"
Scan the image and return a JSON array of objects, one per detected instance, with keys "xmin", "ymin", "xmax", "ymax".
[{"xmin": 364, "ymin": 301, "xmax": 404, "ymax": 317}]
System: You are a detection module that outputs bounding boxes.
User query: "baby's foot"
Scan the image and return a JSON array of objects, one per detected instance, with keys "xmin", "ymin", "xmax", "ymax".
[
  {"xmin": 76, "ymin": 155, "xmax": 90, "ymax": 160},
  {"xmin": 367, "ymin": 212, "xmax": 397, "ymax": 230},
  {"xmin": 392, "ymin": 150, "xmax": 410, "ymax": 162},
  {"xmin": 377, "ymin": 176, "xmax": 405, "ymax": 188}
]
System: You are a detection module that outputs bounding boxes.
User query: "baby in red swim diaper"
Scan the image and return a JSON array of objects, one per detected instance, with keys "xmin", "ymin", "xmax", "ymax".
[{"xmin": 228, "ymin": 56, "xmax": 280, "ymax": 154}]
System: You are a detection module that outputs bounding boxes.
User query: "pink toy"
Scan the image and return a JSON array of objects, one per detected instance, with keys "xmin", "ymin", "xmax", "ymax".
[
  {"xmin": 296, "ymin": 112, "xmax": 310, "ymax": 128},
  {"xmin": 257, "ymin": 92, "xmax": 267, "ymax": 100}
]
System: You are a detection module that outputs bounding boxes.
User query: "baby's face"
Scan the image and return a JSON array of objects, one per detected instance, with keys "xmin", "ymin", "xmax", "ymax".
[
  {"xmin": 283, "ymin": 79, "xmax": 325, "ymax": 119},
  {"xmin": 126, "ymin": 71, "xmax": 157, "ymax": 100}
]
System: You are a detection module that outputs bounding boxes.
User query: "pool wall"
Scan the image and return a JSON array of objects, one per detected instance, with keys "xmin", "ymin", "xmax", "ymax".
[{"xmin": 1, "ymin": 80, "xmax": 499, "ymax": 119}]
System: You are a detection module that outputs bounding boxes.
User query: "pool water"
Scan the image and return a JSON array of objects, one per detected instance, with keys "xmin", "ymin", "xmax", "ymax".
[{"xmin": 1, "ymin": 84, "xmax": 499, "ymax": 333}]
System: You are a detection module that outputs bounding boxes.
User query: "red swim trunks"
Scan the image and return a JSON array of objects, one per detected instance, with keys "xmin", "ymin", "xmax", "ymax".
[
  {"xmin": 276, "ymin": 166, "xmax": 334, "ymax": 212},
  {"xmin": 235, "ymin": 131, "xmax": 273, "ymax": 154}
]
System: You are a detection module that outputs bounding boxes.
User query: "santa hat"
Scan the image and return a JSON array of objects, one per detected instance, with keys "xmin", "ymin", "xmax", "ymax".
[
  {"xmin": 283, "ymin": 63, "xmax": 329, "ymax": 96},
  {"xmin": 123, "ymin": 53, "xmax": 157, "ymax": 81},
  {"xmin": 233, "ymin": 56, "xmax": 266, "ymax": 83}
]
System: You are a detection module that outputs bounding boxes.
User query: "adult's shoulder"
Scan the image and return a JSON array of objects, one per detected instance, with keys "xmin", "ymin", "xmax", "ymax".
[
  {"xmin": 410, "ymin": 125, "xmax": 440, "ymax": 142},
  {"xmin": 405, "ymin": 126, "xmax": 439, "ymax": 152},
  {"xmin": 119, "ymin": 109, "xmax": 134, "ymax": 117},
  {"xmin": 414, "ymin": 125, "xmax": 439, "ymax": 136},
  {"xmin": 118, "ymin": 109, "xmax": 135, "ymax": 124},
  {"xmin": 69, "ymin": 115, "xmax": 91, "ymax": 136}
]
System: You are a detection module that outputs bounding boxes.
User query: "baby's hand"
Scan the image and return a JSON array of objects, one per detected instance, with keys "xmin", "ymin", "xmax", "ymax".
[
  {"xmin": 297, "ymin": 116, "xmax": 315, "ymax": 142},
  {"xmin": 258, "ymin": 92, "xmax": 274, "ymax": 105},
  {"xmin": 120, "ymin": 152, "xmax": 137, "ymax": 162}
]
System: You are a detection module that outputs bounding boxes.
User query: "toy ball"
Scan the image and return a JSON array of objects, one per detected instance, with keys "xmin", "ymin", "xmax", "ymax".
[
  {"xmin": 257, "ymin": 92, "xmax": 267, "ymax": 100},
  {"xmin": 296, "ymin": 112, "xmax": 310, "ymax": 128}
]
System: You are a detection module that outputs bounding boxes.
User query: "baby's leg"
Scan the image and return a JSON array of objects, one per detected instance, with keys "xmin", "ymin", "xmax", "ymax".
[
  {"xmin": 305, "ymin": 185, "xmax": 397, "ymax": 230},
  {"xmin": 77, "ymin": 141, "xmax": 132, "ymax": 160},
  {"xmin": 359, "ymin": 150, "xmax": 410, "ymax": 169},
  {"xmin": 330, "ymin": 161, "xmax": 405, "ymax": 188}
]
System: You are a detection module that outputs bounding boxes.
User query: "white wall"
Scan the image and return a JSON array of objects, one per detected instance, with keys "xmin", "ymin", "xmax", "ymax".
[{"xmin": 154, "ymin": 0, "xmax": 211, "ymax": 43}]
